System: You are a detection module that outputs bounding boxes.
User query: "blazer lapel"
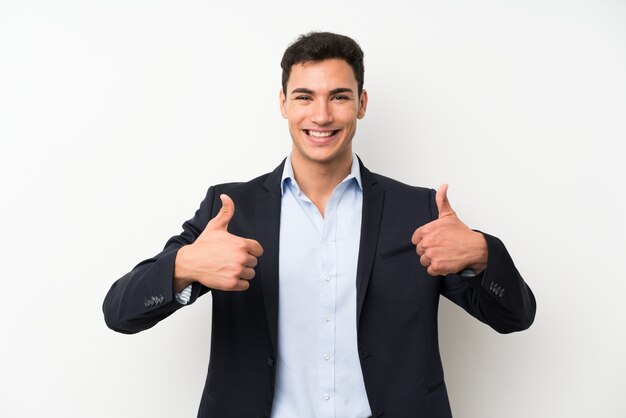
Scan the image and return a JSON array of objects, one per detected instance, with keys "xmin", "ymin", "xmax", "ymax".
[
  {"xmin": 256, "ymin": 160, "xmax": 285, "ymax": 355},
  {"xmin": 356, "ymin": 159, "xmax": 384, "ymax": 328},
  {"xmin": 255, "ymin": 157, "xmax": 383, "ymax": 349}
]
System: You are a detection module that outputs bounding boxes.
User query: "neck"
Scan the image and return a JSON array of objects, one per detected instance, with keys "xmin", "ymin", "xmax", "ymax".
[{"xmin": 290, "ymin": 152, "xmax": 353, "ymax": 216}]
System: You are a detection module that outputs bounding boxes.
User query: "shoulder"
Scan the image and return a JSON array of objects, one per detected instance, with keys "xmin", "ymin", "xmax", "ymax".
[
  {"xmin": 207, "ymin": 158, "xmax": 284, "ymax": 195},
  {"xmin": 205, "ymin": 172, "xmax": 271, "ymax": 207},
  {"xmin": 358, "ymin": 156, "xmax": 431, "ymax": 196},
  {"xmin": 368, "ymin": 171, "xmax": 432, "ymax": 195},
  {"xmin": 363, "ymin": 168, "xmax": 437, "ymax": 222},
  {"xmin": 363, "ymin": 165, "xmax": 433, "ymax": 202},
  {"xmin": 200, "ymin": 160, "xmax": 284, "ymax": 213},
  {"xmin": 213, "ymin": 172, "xmax": 271, "ymax": 193}
]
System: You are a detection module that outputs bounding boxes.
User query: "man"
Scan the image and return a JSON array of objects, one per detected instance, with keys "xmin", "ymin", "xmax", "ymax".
[{"xmin": 103, "ymin": 32, "xmax": 536, "ymax": 418}]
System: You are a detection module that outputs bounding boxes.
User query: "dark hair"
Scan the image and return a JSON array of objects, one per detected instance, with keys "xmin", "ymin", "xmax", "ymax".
[{"xmin": 281, "ymin": 32, "xmax": 365, "ymax": 96}]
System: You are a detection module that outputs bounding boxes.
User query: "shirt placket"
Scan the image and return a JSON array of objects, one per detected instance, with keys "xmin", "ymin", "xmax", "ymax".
[{"xmin": 318, "ymin": 182, "xmax": 350, "ymax": 418}]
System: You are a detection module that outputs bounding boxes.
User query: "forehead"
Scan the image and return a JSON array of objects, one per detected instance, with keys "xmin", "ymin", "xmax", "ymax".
[{"xmin": 287, "ymin": 58, "xmax": 358, "ymax": 92}]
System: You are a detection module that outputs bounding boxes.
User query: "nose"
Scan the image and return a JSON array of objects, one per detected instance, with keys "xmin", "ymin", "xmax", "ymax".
[{"xmin": 310, "ymin": 99, "xmax": 333, "ymax": 125}]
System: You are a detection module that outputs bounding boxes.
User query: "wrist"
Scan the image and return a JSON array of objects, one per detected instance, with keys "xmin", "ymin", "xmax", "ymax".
[
  {"xmin": 174, "ymin": 277, "xmax": 194, "ymax": 294},
  {"xmin": 174, "ymin": 246, "xmax": 195, "ymax": 293},
  {"xmin": 467, "ymin": 231, "xmax": 488, "ymax": 274}
]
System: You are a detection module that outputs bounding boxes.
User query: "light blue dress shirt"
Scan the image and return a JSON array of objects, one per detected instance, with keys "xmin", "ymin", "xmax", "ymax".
[
  {"xmin": 271, "ymin": 154, "xmax": 371, "ymax": 418},
  {"xmin": 176, "ymin": 154, "xmax": 372, "ymax": 417}
]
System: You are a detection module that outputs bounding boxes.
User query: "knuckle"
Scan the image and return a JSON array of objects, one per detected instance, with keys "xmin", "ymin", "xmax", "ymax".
[{"xmin": 224, "ymin": 278, "xmax": 240, "ymax": 290}]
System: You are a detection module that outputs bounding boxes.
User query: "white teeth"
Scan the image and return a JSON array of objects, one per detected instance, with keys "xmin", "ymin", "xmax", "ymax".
[{"xmin": 307, "ymin": 130, "xmax": 334, "ymax": 138}]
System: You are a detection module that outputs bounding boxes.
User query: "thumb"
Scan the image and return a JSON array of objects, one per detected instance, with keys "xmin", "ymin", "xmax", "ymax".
[
  {"xmin": 436, "ymin": 184, "xmax": 455, "ymax": 218},
  {"xmin": 206, "ymin": 194, "xmax": 235, "ymax": 230}
]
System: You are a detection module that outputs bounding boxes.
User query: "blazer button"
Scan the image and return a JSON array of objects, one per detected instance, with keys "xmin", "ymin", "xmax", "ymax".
[
  {"xmin": 267, "ymin": 358, "xmax": 274, "ymax": 368},
  {"xmin": 499, "ymin": 289, "xmax": 505, "ymax": 297}
]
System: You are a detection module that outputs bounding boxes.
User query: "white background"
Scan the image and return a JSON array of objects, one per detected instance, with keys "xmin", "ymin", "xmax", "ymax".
[{"xmin": 1, "ymin": 1, "xmax": 625, "ymax": 417}]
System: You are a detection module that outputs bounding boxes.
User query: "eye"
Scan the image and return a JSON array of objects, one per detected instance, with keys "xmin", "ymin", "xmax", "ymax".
[
  {"xmin": 294, "ymin": 95, "xmax": 312, "ymax": 101},
  {"xmin": 332, "ymin": 95, "xmax": 350, "ymax": 101}
]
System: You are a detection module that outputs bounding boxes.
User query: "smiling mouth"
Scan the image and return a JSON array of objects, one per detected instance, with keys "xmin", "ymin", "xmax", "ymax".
[{"xmin": 303, "ymin": 129, "xmax": 339, "ymax": 138}]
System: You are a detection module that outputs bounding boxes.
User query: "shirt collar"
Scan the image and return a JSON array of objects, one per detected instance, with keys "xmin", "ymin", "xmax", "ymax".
[{"xmin": 280, "ymin": 153, "xmax": 363, "ymax": 196}]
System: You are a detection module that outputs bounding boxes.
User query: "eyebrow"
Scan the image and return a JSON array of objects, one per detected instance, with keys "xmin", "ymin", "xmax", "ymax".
[{"xmin": 290, "ymin": 87, "xmax": 355, "ymax": 95}]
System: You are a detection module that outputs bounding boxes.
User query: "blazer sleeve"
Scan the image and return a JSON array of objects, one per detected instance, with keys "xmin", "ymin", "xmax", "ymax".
[
  {"xmin": 102, "ymin": 187, "xmax": 216, "ymax": 334},
  {"xmin": 431, "ymin": 190, "xmax": 537, "ymax": 333}
]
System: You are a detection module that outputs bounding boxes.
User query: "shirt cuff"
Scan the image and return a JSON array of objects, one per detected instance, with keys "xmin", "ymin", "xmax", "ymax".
[
  {"xmin": 460, "ymin": 268, "xmax": 477, "ymax": 278},
  {"xmin": 175, "ymin": 284, "xmax": 193, "ymax": 305}
]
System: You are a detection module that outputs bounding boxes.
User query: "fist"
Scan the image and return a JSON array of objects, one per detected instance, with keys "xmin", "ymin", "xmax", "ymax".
[
  {"xmin": 411, "ymin": 184, "xmax": 487, "ymax": 276},
  {"xmin": 174, "ymin": 194, "xmax": 264, "ymax": 291}
]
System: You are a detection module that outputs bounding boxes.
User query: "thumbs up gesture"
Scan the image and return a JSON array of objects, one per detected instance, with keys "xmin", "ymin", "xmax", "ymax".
[
  {"xmin": 174, "ymin": 194, "xmax": 264, "ymax": 292},
  {"xmin": 411, "ymin": 184, "xmax": 487, "ymax": 276}
]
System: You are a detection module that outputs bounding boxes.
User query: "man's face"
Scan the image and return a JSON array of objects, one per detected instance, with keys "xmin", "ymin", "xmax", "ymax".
[{"xmin": 280, "ymin": 58, "xmax": 367, "ymax": 168}]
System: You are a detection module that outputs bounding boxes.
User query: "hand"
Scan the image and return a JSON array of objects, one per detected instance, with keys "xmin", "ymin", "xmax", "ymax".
[
  {"xmin": 174, "ymin": 194, "xmax": 264, "ymax": 292},
  {"xmin": 411, "ymin": 184, "xmax": 487, "ymax": 276}
]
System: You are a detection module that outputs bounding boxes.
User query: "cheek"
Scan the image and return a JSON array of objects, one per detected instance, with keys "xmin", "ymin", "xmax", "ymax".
[
  {"xmin": 286, "ymin": 108, "xmax": 307, "ymax": 125},
  {"xmin": 335, "ymin": 107, "xmax": 358, "ymax": 122}
]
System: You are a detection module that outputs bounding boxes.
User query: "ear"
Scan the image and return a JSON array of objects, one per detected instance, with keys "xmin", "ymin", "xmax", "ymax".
[
  {"xmin": 279, "ymin": 89, "xmax": 288, "ymax": 119},
  {"xmin": 357, "ymin": 89, "xmax": 368, "ymax": 119}
]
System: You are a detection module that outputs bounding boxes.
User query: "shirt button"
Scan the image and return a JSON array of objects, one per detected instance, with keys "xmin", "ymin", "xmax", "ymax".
[
  {"xmin": 324, "ymin": 354, "xmax": 330, "ymax": 361},
  {"xmin": 324, "ymin": 316, "xmax": 331, "ymax": 322},
  {"xmin": 324, "ymin": 275, "xmax": 330, "ymax": 281},
  {"xmin": 323, "ymin": 393, "xmax": 330, "ymax": 400}
]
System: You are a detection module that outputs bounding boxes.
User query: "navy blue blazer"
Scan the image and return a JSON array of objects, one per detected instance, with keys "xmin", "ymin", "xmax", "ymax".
[{"xmin": 103, "ymin": 159, "xmax": 536, "ymax": 418}]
